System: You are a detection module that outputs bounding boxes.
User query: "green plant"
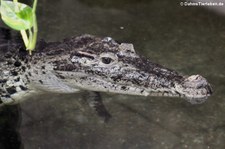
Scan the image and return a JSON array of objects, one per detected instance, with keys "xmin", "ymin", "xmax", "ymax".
[{"xmin": 0, "ymin": 0, "xmax": 38, "ymax": 54}]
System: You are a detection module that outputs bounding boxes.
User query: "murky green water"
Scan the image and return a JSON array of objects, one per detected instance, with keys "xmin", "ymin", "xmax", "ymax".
[{"xmin": 1, "ymin": 0, "xmax": 225, "ymax": 148}]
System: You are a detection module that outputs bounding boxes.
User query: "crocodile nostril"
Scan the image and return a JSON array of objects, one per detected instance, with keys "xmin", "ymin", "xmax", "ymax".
[{"xmin": 206, "ymin": 85, "xmax": 213, "ymax": 95}]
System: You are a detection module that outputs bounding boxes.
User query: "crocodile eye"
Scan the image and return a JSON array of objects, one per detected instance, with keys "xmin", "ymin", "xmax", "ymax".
[
  {"xmin": 99, "ymin": 52, "xmax": 118, "ymax": 65},
  {"xmin": 101, "ymin": 57, "xmax": 113, "ymax": 64}
]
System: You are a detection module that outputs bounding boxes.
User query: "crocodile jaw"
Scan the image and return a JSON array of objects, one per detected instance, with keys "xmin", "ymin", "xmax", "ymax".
[
  {"xmin": 55, "ymin": 68, "xmax": 212, "ymax": 104},
  {"xmin": 57, "ymin": 73, "xmax": 212, "ymax": 105}
]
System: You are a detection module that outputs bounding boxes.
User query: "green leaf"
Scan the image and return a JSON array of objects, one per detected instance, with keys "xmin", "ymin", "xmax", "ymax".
[{"xmin": 0, "ymin": 1, "xmax": 34, "ymax": 31}]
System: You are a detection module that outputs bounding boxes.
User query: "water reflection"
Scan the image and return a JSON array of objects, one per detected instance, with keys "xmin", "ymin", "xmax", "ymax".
[{"xmin": 0, "ymin": 105, "xmax": 23, "ymax": 149}]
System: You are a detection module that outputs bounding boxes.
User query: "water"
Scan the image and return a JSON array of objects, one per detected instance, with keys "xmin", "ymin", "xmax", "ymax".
[{"xmin": 1, "ymin": 0, "xmax": 225, "ymax": 148}]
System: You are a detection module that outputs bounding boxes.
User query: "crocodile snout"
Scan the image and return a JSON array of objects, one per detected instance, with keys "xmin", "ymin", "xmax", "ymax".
[{"xmin": 175, "ymin": 75, "xmax": 212, "ymax": 104}]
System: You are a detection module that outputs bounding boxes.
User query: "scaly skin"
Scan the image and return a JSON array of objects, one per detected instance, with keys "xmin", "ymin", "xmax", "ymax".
[{"xmin": 0, "ymin": 28, "xmax": 212, "ymax": 106}]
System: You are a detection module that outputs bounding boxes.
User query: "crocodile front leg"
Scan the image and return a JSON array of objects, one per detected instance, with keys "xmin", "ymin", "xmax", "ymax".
[{"xmin": 83, "ymin": 91, "xmax": 112, "ymax": 122}]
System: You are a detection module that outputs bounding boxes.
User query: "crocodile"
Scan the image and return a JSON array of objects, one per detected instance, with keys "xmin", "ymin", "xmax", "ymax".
[{"xmin": 0, "ymin": 28, "xmax": 212, "ymax": 107}]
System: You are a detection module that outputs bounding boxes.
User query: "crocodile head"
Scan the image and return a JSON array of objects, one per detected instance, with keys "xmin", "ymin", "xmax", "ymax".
[{"xmin": 48, "ymin": 35, "xmax": 212, "ymax": 104}]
